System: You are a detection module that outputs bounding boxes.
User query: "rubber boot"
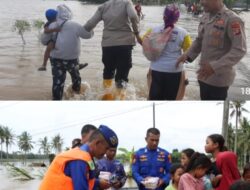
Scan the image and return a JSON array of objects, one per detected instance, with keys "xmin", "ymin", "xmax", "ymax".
[
  {"xmin": 101, "ymin": 79, "xmax": 115, "ymax": 100},
  {"xmin": 115, "ymin": 87, "xmax": 126, "ymax": 100}
]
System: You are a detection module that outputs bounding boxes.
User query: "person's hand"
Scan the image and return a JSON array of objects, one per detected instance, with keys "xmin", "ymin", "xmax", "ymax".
[
  {"xmin": 197, "ymin": 62, "xmax": 215, "ymax": 80},
  {"xmin": 136, "ymin": 34, "xmax": 143, "ymax": 45},
  {"xmin": 176, "ymin": 54, "xmax": 188, "ymax": 68},
  {"xmin": 112, "ymin": 181, "xmax": 121, "ymax": 189},
  {"xmin": 211, "ymin": 174, "xmax": 223, "ymax": 187},
  {"xmin": 99, "ymin": 179, "xmax": 111, "ymax": 189},
  {"xmin": 157, "ymin": 179, "xmax": 165, "ymax": 188}
]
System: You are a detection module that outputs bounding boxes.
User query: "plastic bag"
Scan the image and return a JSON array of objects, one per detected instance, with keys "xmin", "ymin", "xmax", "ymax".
[{"xmin": 142, "ymin": 27, "xmax": 173, "ymax": 61}]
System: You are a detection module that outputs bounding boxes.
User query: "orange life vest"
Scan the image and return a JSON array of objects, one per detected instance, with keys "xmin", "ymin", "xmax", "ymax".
[{"xmin": 39, "ymin": 147, "xmax": 95, "ymax": 190}]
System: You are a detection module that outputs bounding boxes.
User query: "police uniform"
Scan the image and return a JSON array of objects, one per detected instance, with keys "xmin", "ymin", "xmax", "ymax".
[
  {"xmin": 97, "ymin": 157, "xmax": 127, "ymax": 189},
  {"xmin": 132, "ymin": 147, "xmax": 171, "ymax": 190},
  {"xmin": 186, "ymin": 5, "xmax": 246, "ymax": 100},
  {"xmin": 39, "ymin": 125, "xmax": 118, "ymax": 190}
]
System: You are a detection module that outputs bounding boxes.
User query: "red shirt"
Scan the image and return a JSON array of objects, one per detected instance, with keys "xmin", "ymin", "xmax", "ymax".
[{"xmin": 216, "ymin": 151, "xmax": 241, "ymax": 190}]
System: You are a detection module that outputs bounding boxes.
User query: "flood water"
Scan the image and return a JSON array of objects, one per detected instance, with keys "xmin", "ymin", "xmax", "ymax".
[
  {"xmin": 0, "ymin": 0, "xmax": 249, "ymax": 100},
  {"xmin": 0, "ymin": 161, "xmax": 137, "ymax": 190}
]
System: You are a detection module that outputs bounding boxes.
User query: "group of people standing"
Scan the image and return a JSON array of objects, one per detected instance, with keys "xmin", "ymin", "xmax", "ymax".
[
  {"xmin": 41, "ymin": 0, "xmax": 246, "ymax": 101},
  {"xmin": 39, "ymin": 125, "xmax": 250, "ymax": 190}
]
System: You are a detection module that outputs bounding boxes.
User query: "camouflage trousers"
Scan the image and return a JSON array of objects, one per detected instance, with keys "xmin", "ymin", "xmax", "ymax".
[{"xmin": 50, "ymin": 58, "xmax": 81, "ymax": 100}]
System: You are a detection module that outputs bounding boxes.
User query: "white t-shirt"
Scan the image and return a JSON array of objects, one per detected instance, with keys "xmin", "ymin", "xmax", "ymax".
[{"xmin": 150, "ymin": 25, "xmax": 189, "ymax": 73}]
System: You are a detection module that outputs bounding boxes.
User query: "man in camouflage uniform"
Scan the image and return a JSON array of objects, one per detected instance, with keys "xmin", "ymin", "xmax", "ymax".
[{"xmin": 177, "ymin": 0, "xmax": 246, "ymax": 100}]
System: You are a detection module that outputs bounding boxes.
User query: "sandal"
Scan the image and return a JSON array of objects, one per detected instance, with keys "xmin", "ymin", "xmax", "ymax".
[
  {"xmin": 38, "ymin": 66, "xmax": 46, "ymax": 71},
  {"xmin": 79, "ymin": 63, "xmax": 88, "ymax": 70}
]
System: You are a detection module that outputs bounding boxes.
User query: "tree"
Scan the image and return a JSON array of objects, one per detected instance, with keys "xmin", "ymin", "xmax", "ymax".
[
  {"xmin": 116, "ymin": 147, "xmax": 134, "ymax": 177},
  {"xmin": 238, "ymin": 117, "xmax": 250, "ymax": 166},
  {"xmin": 12, "ymin": 20, "xmax": 31, "ymax": 45},
  {"xmin": 51, "ymin": 134, "xmax": 63, "ymax": 154},
  {"xmin": 229, "ymin": 101, "xmax": 249, "ymax": 153},
  {"xmin": 0, "ymin": 126, "xmax": 5, "ymax": 161},
  {"xmin": 17, "ymin": 131, "xmax": 33, "ymax": 163},
  {"xmin": 38, "ymin": 136, "xmax": 51, "ymax": 158},
  {"xmin": 33, "ymin": 19, "xmax": 45, "ymax": 40},
  {"xmin": 171, "ymin": 149, "xmax": 181, "ymax": 163},
  {"xmin": 3, "ymin": 126, "xmax": 15, "ymax": 159}
]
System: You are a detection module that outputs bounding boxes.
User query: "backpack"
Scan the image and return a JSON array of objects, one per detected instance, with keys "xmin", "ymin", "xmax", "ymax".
[{"xmin": 142, "ymin": 27, "xmax": 173, "ymax": 61}]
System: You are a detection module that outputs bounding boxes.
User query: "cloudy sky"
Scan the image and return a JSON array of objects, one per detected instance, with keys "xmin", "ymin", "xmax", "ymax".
[{"xmin": 0, "ymin": 101, "xmax": 250, "ymax": 154}]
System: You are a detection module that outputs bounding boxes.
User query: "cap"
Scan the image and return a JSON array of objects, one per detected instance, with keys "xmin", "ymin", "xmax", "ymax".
[
  {"xmin": 45, "ymin": 9, "xmax": 58, "ymax": 22},
  {"xmin": 98, "ymin": 125, "xmax": 118, "ymax": 148}
]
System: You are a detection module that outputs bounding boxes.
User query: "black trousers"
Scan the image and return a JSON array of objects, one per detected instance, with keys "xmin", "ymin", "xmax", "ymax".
[
  {"xmin": 50, "ymin": 58, "xmax": 81, "ymax": 100},
  {"xmin": 149, "ymin": 70, "xmax": 181, "ymax": 100},
  {"xmin": 102, "ymin": 45, "xmax": 133, "ymax": 88},
  {"xmin": 198, "ymin": 80, "xmax": 229, "ymax": 100}
]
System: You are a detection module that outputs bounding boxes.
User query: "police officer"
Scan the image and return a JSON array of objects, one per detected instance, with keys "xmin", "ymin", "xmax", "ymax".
[
  {"xmin": 81, "ymin": 124, "xmax": 97, "ymax": 144},
  {"xmin": 177, "ymin": 0, "xmax": 246, "ymax": 100},
  {"xmin": 39, "ymin": 125, "xmax": 118, "ymax": 190},
  {"xmin": 132, "ymin": 128, "xmax": 171, "ymax": 190},
  {"xmin": 97, "ymin": 147, "xmax": 127, "ymax": 189}
]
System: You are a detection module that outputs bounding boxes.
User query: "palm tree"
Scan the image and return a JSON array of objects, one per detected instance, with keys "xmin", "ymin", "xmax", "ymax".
[
  {"xmin": 227, "ymin": 123, "xmax": 235, "ymax": 151},
  {"xmin": 229, "ymin": 101, "xmax": 249, "ymax": 153},
  {"xmin": 38, "ymin": 136, "xmax": 50, "ymax": 158},
  {"xmin": 3, "ymin": 126, "xmax": 15, "ymax": 159},
  {"xmin": 51, "ymin": 134, "xmax": 63, "ymax": 154},
  {"xmin": 17, "ymin": 131, "xmax": 33, "ymax": 163},
  {"xmin": 238, "ymin": 117, "xmax": 250, "ymax": 166},
  {"xmin": 0, "ymin": 126, "xmax": 5, "ymax": 161}
]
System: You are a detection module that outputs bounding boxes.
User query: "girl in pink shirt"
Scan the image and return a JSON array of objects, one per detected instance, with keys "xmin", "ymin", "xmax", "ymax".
[{"xmin": 178, "ymin": 152, "xmax": 211, "ymax": 190}]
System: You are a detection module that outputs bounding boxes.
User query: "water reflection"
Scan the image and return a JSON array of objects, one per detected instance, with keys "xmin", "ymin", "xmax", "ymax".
[{"xmin": 0, "ymin": 0, "xmax": 249, "ymax": 100}]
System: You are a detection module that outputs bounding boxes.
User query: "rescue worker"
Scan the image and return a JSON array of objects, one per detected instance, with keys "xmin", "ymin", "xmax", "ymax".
[
  {"xmin": 97, "ymin": 147, "xmax": 127, "ymax": 189},
  {"xmin": 81, "ymin": 124, "xmax": 97, "ymax": 144},
  {"xmin": 176, "ymin": 0, "xmax": 246, "ymax": 100},
  {"xmin": 84, "ymin": 0, "xmax": 141, "ymax": 100},
  {"xmin": 41, "ymin": 4, "xmax": 94, "ymax": 100},
  {"xmin": 39, "ymin": 125, "xmax": 118, "ymax": 190},
  {"xmin": 132, "ymin": 128, "xmax": 171, "ymax": 190}
]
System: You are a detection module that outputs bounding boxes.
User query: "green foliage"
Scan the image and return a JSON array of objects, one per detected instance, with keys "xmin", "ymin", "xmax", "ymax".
[
  {"xmin": 6, "ymin": 163, "xmax": 34, "ymax": 180},
  {"xmin": 171, "ymin": 149, "xmax": 181, "ymax": 163},
  {"xmin": 116, "ymin": 147, "xmax": 134, "ymax": 177},
  {"xmin": 12, "ymin": 20, "xmax": 31, "ymax": 45},
  {"xmin": 33, "ymin": 19, "xmax": 45, "ymax": 30}
]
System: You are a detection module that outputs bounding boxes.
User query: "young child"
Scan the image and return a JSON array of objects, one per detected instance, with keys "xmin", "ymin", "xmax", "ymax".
[
  {"xmin": 181, "ymin": 148, "xmax": 195, "ymax": 169},
  {"xmin": 243, "ymin": 163, "xmax": 250, "ymax": 182},
  {"xmin": 144, "ymin": 5, "xmax": 192, "ymax": 100},
  {"xmin": 205, "ymin": 134, "xmax": 241, "ymax": 190},
  {"xmin": 178, "ymin": 152, "xmax": 212, "ymax": 190},
  {"xmin": 38, "ymin": 9, "xmax": 60, "ymax": 71},
  {"xmin": 165, "ymin": 164, "xmax": 184, "ymax": 190}
]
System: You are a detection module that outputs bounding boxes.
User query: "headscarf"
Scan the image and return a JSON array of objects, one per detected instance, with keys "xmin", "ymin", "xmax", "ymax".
[{"xmin": 163, "ymin": 4, "xmax": 180, "ymax": 29}]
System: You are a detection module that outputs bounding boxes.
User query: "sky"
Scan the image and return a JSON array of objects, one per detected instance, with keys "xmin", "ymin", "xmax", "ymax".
[{"xmin": 0, "ymin": 101, "xmax": 250, "ymax": 154}]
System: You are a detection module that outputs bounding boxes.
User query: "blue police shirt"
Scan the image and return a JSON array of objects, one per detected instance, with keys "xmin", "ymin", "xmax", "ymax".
[
  {"xmin": 132, "ymin": 147, "xmax": 171, "ymax": 190},
  {"xmin": 97, "ymin": 157, "xmax": 127, "ymax": 188},
  {"xmin": 64, "ymin": 144, "xmax": 99, "ymax": 190}
]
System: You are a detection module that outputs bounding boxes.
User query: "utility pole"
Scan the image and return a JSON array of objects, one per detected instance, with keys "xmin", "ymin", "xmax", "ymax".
[
  {"xmin": 153, "ymin": 102, "xmax": 155, "ymax": 128},
  {"xmin": 222, "ymin": 100, "xmax": 229, "ymax": 147}
]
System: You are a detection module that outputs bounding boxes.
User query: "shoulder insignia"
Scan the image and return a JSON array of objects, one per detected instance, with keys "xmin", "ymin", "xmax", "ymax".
[{"xmin": 231, "ymin": 21, "xmax": 241, "ymax": 35}]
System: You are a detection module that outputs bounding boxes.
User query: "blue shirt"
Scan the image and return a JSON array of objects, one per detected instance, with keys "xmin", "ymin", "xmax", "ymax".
[
  {"xmin": 97, "ymin": 157, "xmax": 127, "ymax": 189},
  {"xmin": 64, "ymin": 144, "xmax": 99, "ymax": 190},
  {"xmin": 132, "ymin": 147, "xmax": 171, "ymax": 190}
]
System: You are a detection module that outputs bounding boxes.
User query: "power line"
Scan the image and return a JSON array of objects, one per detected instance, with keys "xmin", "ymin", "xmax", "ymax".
[{"xmin": 31, "ymin": 102, "xmax": 168, "ymax": 137}]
